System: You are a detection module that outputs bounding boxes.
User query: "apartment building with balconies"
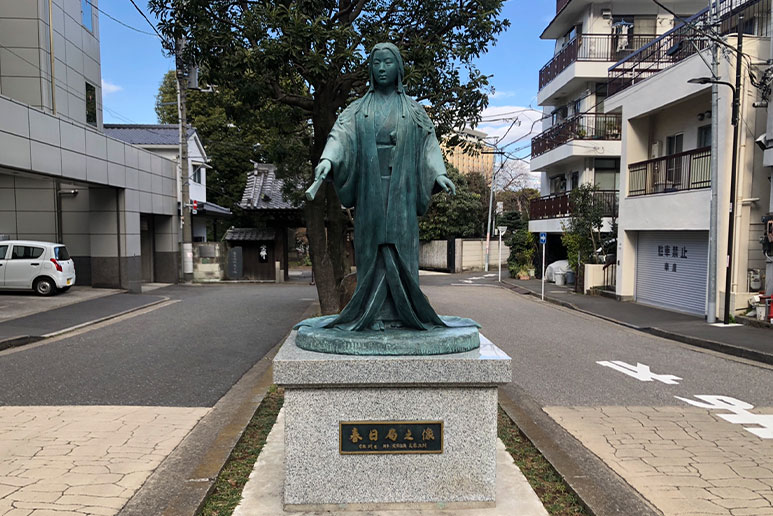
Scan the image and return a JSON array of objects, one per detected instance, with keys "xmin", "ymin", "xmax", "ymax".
[
  {"xmin": 0, "ymin": 0, "xmax": 179, "ymax": 291},
  {"xmin": 606, "ymin": 0, "xmax": 771, "ymax": 318},
  {"xmin": 529, "ymin": 0, "xmax": 704, "ymax": 265}
]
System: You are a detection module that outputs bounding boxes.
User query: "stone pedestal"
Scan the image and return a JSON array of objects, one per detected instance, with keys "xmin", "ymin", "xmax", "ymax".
[{"xmin": 273, "ymin": 331, "xmax": 511, "ymax": 511}]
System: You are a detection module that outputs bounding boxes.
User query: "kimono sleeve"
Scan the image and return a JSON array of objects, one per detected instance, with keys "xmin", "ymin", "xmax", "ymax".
[
  {"xmin": 417, "ymin": 124, "xmax": 447, "ymax": 216},
  {"xmin": 320, "ymin": 102, "xmax": 359, "ymax": 208}
]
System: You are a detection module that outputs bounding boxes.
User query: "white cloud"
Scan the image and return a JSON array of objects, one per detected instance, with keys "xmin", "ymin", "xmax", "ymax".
[
  {"xmin": 491, "ymin": 89, "xmax": 517, "ymax": 99},
  {"xmin": 101, "ymin": 79, "xmax": 122, "ymax": 95}
]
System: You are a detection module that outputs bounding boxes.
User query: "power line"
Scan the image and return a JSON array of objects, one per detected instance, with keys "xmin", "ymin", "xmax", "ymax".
[
  {"xmin": 85, "ymin": 0, "xmax": 158, "ymax": 37},
  {"xmin": 127, "ymin": 0, "xmax": 167, "ymax": 43}
]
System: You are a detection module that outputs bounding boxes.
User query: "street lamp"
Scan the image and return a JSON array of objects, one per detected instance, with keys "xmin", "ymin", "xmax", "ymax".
[{"xmin": 688, "ymin": 68, "xmax": 740, "ymax": 325}]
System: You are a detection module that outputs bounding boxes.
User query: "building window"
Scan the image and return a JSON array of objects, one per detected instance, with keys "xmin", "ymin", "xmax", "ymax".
[
  {"xmin": 698, "ymin": 125, "xmax": 711, "ymax": 148},
  {"xmin": 85, "ymin": 82, "xmax": 97, "ymax": 126},
  {"xmin": 192, "ymin": 165, "xmax": 203, "ymax": 184},
  {"xmin": 571, "ymin": 171, "xmax": 579, "ymax": 190},
  {"xmin": 595, "ymin": 158, "xmax": 620, "ymax": 190},
  {"xmin": 81, "ymin": 0, "xmax": 93, "ymax": 32}
]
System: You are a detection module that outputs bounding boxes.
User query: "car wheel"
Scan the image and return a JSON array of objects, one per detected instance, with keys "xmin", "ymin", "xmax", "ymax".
[{"xmin": 34, "ymin": 278, "xmax": 56, "ymax": 296}]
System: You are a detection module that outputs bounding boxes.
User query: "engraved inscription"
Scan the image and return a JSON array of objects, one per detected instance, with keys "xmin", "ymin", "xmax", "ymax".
[{"xmin": 340, "ymin": 421, "xmax": 443, "ymax": 454}]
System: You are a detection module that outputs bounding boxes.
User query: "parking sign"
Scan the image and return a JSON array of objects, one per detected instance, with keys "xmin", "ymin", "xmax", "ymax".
[{"xmin": 539, "ymin": 232, "xmax": 547, "ymax": 245}]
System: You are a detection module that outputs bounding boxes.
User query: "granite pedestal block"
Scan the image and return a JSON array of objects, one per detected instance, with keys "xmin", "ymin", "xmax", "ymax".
[{"xmin": 273, "ymin": 331, "xmax": 512, "ymax": 511}]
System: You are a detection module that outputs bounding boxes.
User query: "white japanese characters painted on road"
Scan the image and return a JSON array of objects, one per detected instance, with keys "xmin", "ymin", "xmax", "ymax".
[
  {"xmin": 597, "ymin": 361, "xmax": 682, "ymax": 384},
  {"xmin": 675, "ymin": 395, "xmax": 773, "ymax": 439}
]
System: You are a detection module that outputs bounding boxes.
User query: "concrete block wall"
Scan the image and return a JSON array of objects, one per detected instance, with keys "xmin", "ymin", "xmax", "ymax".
[
  {"xmin": 0, "ymin": 92, "xmax": 179, "ymax": 290},
  {"xmin": 153, "ymin": 214, "xmax": 178, "ymax": 283},
  {"xmin": 0, "ymin": 0, "xmax": 102, "ymax": 128},
  {"xmin": 0, "ymin": 172, "xmax": 57, "ymax": 242}
]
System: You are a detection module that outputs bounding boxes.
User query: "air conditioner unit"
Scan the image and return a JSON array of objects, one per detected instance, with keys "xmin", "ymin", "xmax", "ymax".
[{"xmin": 650, "ymin": 141, "xmax": 662, "ymax": 159}]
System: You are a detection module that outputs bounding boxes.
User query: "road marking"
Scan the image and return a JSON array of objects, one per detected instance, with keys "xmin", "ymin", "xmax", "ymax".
[
  {"xmin": 597, "ymin": 360, "xmax": 682, "ymax": 384},
  {"xmin": 675, "ymin": 395, "xmax": 773, "ymax": 439},
  {"xmin": 484, "ymin": 273, "xmax": 496, "ymax": 277}
]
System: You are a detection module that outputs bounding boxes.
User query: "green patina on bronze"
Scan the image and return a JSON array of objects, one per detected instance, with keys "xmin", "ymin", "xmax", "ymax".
[{"xmin": 296, "ymin": 42, "xmax": 480, "ymax": 355}]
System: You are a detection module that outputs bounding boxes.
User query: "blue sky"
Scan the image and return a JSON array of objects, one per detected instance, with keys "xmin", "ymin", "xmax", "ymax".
[{"xmin": 99, "ymin": 0, "xmax": 555, "ymax": 155}]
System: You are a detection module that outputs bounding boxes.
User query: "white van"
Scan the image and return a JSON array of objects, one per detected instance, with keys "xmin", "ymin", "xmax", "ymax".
[{"xmin": 0, "ymin": 241, "xmax": 76, "ymax": 295}]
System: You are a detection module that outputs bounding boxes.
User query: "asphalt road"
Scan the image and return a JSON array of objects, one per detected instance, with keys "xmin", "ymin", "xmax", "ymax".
[
  {"xmin": 0, "ymin": 283, "xmax": 315, "ymax": 407},
  {"xmin": 421, "ymin": 275, "xmax": 773, "ymax": 408}
]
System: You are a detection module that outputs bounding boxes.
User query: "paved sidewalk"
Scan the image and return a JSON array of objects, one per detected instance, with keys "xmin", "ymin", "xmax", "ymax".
[
  {"xmin": 232, "ymin": 410, "xmax": 549, "ymax": 516},
  {"xmin": 0, "ymin": 405, "xmax": 208, "ymax": 515},
  {"xmin": 503, "ymin": 278, "xmax": 773, "ymax": 365},
  {"xmin": 547, "ymin": 405, "xmax": 773, "ymax": 516},
  {"xmin": 0, "ymin": 293, "xmax": 166, "ymax": 349}
]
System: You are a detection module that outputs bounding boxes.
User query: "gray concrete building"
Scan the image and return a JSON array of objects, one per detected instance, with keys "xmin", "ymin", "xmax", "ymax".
[{"xmin": 0, "ymin": 0, "xmax": 178, "ymax": 291}]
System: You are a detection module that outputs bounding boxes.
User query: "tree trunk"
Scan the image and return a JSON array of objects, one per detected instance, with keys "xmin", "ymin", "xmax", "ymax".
[
  {"xmin": 305, "ymin": 97, "xmax": 349, "ymax": 315},
  {"xmin": 305, "ymin": 194, "xmax": 341, "ymax": 314}
]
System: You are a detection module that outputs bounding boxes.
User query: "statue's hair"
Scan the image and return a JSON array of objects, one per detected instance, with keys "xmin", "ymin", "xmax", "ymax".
[{"xmin": 367, "ymin": 42, "xmax": 404, "ymax": 93}]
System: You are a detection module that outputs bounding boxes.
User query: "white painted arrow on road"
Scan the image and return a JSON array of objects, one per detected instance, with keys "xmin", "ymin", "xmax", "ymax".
[
  {"xmin": 597, "ymin": 361, "xmax": 682, "ymax": 385},
  {"xmin": 675, "ymin": 395, "xmax": 773, "ymax": 439}
]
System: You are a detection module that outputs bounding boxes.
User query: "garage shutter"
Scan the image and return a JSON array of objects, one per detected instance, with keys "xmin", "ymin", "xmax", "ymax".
[{"xmin": 635, "ymin": 231, "xmax": 708, "ymax": 315}]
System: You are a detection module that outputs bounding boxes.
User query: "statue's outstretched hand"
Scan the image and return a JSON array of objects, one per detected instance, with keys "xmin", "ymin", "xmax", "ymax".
[
  {"xmin": 436, "ymin": 175, "xmax": 456, "ymax": 195},
  {"xmin": 315, "ymin": 159, "xmax": 332, "ymax": 181}
]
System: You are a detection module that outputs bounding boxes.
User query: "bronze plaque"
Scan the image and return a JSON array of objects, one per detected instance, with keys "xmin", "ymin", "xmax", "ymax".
[{"xmin": 339, "ymin": 421, "xmax": 443, "ymax": 454}]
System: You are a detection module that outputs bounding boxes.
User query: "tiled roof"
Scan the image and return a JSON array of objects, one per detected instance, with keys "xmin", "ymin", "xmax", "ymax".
[
  {"xmin": 239, "ymin": 163, "xmax": 298, "ymax": 211},
  {"xmin": 224, "ymin": 227, "xmax": 276, "ymax": 241},
  {"xmin": 198, "ymin": 201, "xmax": 232, "ymax": 217},
  {"xmin": 103, "ymin": 124, "xmax": 195, "ymax": 146}
]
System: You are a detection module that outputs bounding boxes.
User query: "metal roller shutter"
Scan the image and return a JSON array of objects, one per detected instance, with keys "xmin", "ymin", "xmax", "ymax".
[{"xmin": 635, "ymin": 231, "xmax": 708, "ymax": 315}]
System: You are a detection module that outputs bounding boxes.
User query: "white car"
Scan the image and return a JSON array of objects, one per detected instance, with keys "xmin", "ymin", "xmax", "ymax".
[{"xmin": 0, "ymin": 240, "xmax": 76, "ymax": 296}]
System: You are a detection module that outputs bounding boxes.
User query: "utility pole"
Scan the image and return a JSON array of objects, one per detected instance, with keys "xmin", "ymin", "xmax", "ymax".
[
  {"xmin": 707, "ymin": 0, "xmax": 719, "ymax": 323},
  {"xmin": 767, "ymin": 0, "xmax": 773, "ymax": 297},
  {"xmin": 723, "ymin": 16, "xmax": 743, "ymax": 324},
  {"xmin": 176, "ymin": 37, "xmax": 193, "ymax": 282},
  {"xmin": 483, "ymin": 150, "xmax": 505, "ymax": 272}
]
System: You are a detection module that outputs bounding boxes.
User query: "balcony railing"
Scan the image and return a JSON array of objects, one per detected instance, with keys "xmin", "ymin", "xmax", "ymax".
[
  {"xmin": 539, "ymin": 34, "xmax": 657, "ymax": 90},
  {"xmin": 530, "ymin": 190, "xmax": 619, "ymax": 220},
  {"xmin": 531, "ymin": 113, "xmax": 621, "ymax": 158},
  {"xmin": 628, "ymin": 147, "xmax": 711, "ymax": 197},
  {"xmin": 609, "ymin": 0, "xmax": 770, "ymax": 95}
]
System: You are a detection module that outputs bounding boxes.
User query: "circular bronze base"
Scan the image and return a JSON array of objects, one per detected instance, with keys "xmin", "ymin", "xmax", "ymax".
[{"xmin": 294, "ymin": 319, "xmax": 480, "ymax": 356}]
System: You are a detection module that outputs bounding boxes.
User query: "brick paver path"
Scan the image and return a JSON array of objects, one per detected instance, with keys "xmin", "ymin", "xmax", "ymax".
[
  {"xmin": 546, "ymin": 406, "xmax": 773, "ymax": 516},
  {"xmin": 0, "ymin": 406, "xmax": 208, "ymax": 515}
]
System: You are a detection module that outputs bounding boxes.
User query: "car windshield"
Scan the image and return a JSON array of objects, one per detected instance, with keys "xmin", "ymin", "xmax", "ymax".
[{"xmin": 54, "ymin": 246, "xmax": 70, "ymax": 260}]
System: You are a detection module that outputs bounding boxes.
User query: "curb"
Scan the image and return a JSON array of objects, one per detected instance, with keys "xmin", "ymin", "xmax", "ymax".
[
  {"xmin": 0, "ymin": 335, "xmax": 43, "ymax": 352},
  {"xmin": 0, "ymin": 297, "xmax": 169, "ymax": 352},
  {"xmin": 498, "ymin": 388, "xmax": 660, "ymax": 516},
  {"xmin": 500, "ymin": 280, "xmax": 773, "ymax": 366}
]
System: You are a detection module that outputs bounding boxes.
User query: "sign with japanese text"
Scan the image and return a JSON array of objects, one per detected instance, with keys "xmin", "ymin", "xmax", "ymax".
[
  {"xmin": 657, "ymin": 242, "xmax": 689, "ymax": 273},
  {"xmin": 339, "ymin": 421, "xmax": 443, "ymax": 454}
]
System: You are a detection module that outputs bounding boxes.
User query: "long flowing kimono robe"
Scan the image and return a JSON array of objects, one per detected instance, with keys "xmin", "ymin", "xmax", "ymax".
[{"xmin": 308, "ymin": 92, "xmax": 478, "ymax": 332}]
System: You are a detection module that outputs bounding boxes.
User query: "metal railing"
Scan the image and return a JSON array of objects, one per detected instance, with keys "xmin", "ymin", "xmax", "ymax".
[
  {"xmin": 608, "ymin": 0, "xmax": 770, "ymax": 95},
  {"xmin": 530, "ymin": 189, "xmax": 619, "ymax": 220},
  {"xmin": 539, "ymin": 34, "xmax": 657, "ymax": 90},
  {"xmin": 532, "ymin": 113, "xmax": 621, "ymax": 158},
  {"xmin": 628, "ymin": 147, "xmax": 711, "ymax": 197}
]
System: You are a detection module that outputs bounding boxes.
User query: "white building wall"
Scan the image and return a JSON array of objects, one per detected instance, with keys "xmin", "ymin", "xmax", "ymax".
[{"xmin": 610, "ymin": 38, "xmax": 771, "ymax": 313}]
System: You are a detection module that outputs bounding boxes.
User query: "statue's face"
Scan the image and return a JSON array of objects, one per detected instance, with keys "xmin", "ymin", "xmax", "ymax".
[{"xmin": 371, "ymin": 48, "xmax": 399, "ymax": 90}]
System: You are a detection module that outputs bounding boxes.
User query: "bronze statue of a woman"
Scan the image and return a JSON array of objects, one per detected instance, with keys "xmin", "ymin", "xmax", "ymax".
[{"xmin": 297, "ymin": 42, "xmax": 479, "ymax": 354}]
